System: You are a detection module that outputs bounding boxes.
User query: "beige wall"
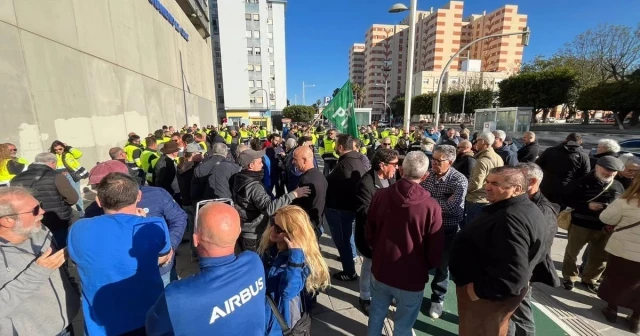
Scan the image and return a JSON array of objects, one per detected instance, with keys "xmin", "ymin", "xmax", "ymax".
[
  {"xmin": 0, "ymin": 0, "xmax": 216, "ymax": 170},
  {"xmin": 349, "ymin": 43, "xmax": 365, "ymax": 88}
]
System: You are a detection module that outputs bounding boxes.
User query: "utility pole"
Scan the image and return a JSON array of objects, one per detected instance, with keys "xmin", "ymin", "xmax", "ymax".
[{"xmin": 302, "ymin": 81, "xmax": 315, "ymax": 105}]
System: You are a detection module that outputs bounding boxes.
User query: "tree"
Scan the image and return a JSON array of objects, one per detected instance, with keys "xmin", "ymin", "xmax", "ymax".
[
  {"xmin": 283, "ymin": 105, "xmax": 315, "ymax": 122},
  {"xmin": 577, "ymin": 76, "xmax": 640, "ymax": 127},
  {"xmin": 442, "ymin": 89, "xmax": 494, "ymax": 114},
  {"xmin": 498, "ymin": 69, "xmax": 577, "ymax": 122},
  {"xmin": 332, "ymin": 88, "xmax": 340, "ymax": 98},
  {"xmin": 389, "ymin": 94, "xmax": 404, "ymax": 118},
  {"xmin": 411, "ymin": 94, "xmax": 435, "ymax": 115}
]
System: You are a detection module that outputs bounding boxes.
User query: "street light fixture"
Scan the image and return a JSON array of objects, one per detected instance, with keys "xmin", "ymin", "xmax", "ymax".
[
  {"xmin": 302, "ymin": 81, "xmax": 315, "ymax": 105},
  {"xmin": 375, "ymin": 81, "xmax": 390, "ymax": 122},
  {"xmin": 389, "ymin": 1, "xmax": 417, "ymax": 132}
]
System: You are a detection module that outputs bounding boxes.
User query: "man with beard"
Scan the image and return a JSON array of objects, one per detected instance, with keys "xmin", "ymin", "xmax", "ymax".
[{"xmin": 561, "ymin": 156, "xmax": 625, "ymax": 293}]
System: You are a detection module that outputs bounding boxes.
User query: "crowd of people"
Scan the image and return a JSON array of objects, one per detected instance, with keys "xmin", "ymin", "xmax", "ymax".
[{"xmin": 0, "ymin": 121, "xmax": 639, "ymax": 336}]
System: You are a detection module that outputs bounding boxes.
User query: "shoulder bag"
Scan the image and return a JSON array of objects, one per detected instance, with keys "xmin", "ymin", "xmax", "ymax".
[
  {"xmin": 557, "ymin": 179, "xmax": 614, "ymax": 230},
  {"xmin": 613, "ymin": 220, "xmax": 640, "ymax": 233},
  {"xmin": 267, "ymin": 295, "xmax": 311, "ymax": 336}
]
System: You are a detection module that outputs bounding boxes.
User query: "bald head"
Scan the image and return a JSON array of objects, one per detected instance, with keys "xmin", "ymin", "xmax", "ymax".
[
  {"xmin": 195, "ymin": 203, "xmax": 241, "ymax": 257},
  {"xmin": 523, "ymin": 131, "xmax": 536, "ymax": 145},
  {"xmin": 293, "ymin": 145, "xmax": 314, "ymax": 172},
  {"xmin": 457, "ymin": 140, "xmax": 472, "ymax": 154}
]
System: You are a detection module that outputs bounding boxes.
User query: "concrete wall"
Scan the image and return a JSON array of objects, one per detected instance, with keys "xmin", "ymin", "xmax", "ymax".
[{"xmin": 0, "ymin": 0, "xmax": 216, "ymax": 169}]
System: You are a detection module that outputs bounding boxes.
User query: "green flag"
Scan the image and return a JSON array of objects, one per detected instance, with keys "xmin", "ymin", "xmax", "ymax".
[{"xmin": 322, "ymin": 80, "xmax": 358, "ymax": 139}]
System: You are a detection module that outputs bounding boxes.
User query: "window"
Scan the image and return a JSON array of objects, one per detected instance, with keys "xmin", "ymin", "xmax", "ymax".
[
  {"xmin": 255, "ymin": 47, "xmax": 261, "ymax": 55},
  {"xmin": 255, "ymin": 65, "xmax": 262, "ymax": 71},
  {"xmin": 247, "ymin": 64, "xmax": 254, "ymax": 71},
  {"xmin": 256, "ymin": 80, "xmax": 262, "ymax": 88},
  {"xmin": 214, "ymin": 42, "xmax": 219, "ymax": 49},
  {"xmin": 249, "ymin": 97, "xmax": 256, "ymax": 103},
  {"xmin": 215, "ymin": 52, "xmax": 221, "ymax": 58},
  {"xmin": 217, "ymin": 84, "xmax": 222, "ymax": 89},
  {"xmin": 268, "ymin": 32, "xmax": 273, "ymax": 39},
  {"xmin": 253, "ymin": 31, "xmax": 260, "ymax": 38},
  {"xmin": 247, "ymin": 47, "xmax": 253, "ymax": 55},
  {"xmin": 270, "ymin": 100, "xmax": 276, "ymax": 107},
  {"xmin": 267, "ymin": 18, "xmax": 273, "ymax": 24},
  {"xmin": 268, "ymin": 47, "xmax": 273, "ymax": 53},
  {"xmin": 218, "ymin": 96, "xmax": 224, "ymax": 104},
  {"xmin": 248, "ymin": 80, "xmax": 254, "ymax": 87},
  {"xmin": 270, "ymin": 87, "xmax": 275, "ymax": 93},
  {"xmin": 256, "ymin": 97, "xmax": 263, "ymax": 104},
  {"xmin": 253, "ymin": 14, "xmax": 260, "ymax": 21},
  {"xmin": 269, "ymin": 61, "xmax": 274, "ymax": 66},
  {"xmin": 245, "ymin": 31, "xmax": 252, "ymax": 38},
  {"xmin": 245, "ymin": 13, "xmax": 251, "ymax": 20},
  {"xmin": 423, "ymin": 79, "xmax": 430, "ymax": 84}
]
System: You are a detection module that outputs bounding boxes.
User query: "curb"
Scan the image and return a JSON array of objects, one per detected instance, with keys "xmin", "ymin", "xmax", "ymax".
[{"xmin": 532, "ymin": 284, "xmax": 602, "ymax": 336}]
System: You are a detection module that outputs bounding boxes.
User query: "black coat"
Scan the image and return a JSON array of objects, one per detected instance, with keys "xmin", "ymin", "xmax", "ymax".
[
  {"xmin": 191, "ymin": 155, "xmax": 240, "ymax": 203},
  {"xmin": 177, "ymin": 161, "xmax": 199, "ymax": 206},
  {"xmin": 354, "ymin": 169, "xmax": 395, "ymax": 258},
  {"xmin": 11, "ymin": 165, "xmax": 76, "ymax": 230},
  {"xmin": 450, "ymin": 194, "xmax": 546, "ymax": 301},
  {"xmin": 452, "ymin": 153, "xmax": 476, "ymax": 180},
  {"xmin": 326, "ymin": 151, "xmax": 367, "ymax": 211},
  {"xmin": 517, "ymin": 141, "xmax": 540, "ymax": 163},
  {"xmin": 530, "ymin": 191, "xmax": 561, "ymax": 287},
  {"xmin": 536, "ymin": 143, "xmax": 590, "ymax": 206},
  {"xmin": 590, "ymin": 151, "xmax": 618, "ymax": 172},
  {"xmin": 564, "ymin": 171, "xmax": 625, "ymax": 230},
  {"xmin": 153, "ymin": 155, "xmax": 179, "ymax": 195}
]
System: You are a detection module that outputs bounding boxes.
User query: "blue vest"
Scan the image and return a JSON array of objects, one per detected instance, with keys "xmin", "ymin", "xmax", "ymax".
[{"xmin": 164, "ymin": 253, "xmax": 266, "ymax": 335}]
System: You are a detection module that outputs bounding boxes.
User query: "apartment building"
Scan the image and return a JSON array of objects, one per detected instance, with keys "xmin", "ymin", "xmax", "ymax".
[
  {"xmin": 348, "ymin": 43, "xmax": 365, "ymax": 89},
  {"xmin": 351, "ymin": 1, "xmax": 527, "ymax": 119},
  {"xmin": 210, "ymin": 0, "xmax": 287, "ymax": 129}
]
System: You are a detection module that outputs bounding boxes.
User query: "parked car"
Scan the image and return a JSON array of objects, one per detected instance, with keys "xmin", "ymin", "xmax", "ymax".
[{"xmin": 590, "ymin": 138, "xmax": 640, "ymax": 160}]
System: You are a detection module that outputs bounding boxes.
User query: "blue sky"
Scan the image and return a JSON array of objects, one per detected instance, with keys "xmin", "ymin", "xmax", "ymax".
[{"xmin": 284, "ymin": 0, "xmax": 639, "ymax": 104}]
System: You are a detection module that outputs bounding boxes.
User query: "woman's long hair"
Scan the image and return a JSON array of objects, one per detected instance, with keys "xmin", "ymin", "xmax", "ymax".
[
  {"xmin": 620, "ymin": 171, "xmax": 640, "ymax": 207},
  {"xmin": 49, "ymin": 140, "xmax": 65, "ymax": 154},
  {"xmin": 257, "ymin": 205, "xmax": 330, "ymax": 294}
]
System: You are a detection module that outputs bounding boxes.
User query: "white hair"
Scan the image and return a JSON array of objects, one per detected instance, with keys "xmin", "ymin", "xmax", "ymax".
[
  {"xmin": 285, "ymin": 138, "xmax": 297, "ymax": 150},
  {"xmin": 598, "ymin": 139, "xmax": 620, "ymax": 153},
  {"xmin": 477, "ymin": 131, "xmax": 496, "ymax": 146},
  {"xmin": 34, "ymin": 152, "xmax": 57, "ymax": 164},
  {"xmin": 517, "ymin": 162, "xmax": 543, "ymax": 183},
  {"xmin": 622, "ymin": 154, "xmax": 640, "ymax": 166},
  {"xmin": 492, "ymin": 130, "xmax": 506, "ymax": 141},
  {"xmin": 421, "ymin": 143, "xmax": 435, "ymax": 152},
  {"xmin": 434, "ymin": 145, "xmax": 456, "ymax": 162},
  {"xmin": 211, "ymin": 143, "xmax": 228, "ymax": 157},
  {"xmin": 402, "ymin": 151, "xmax": 430, "ymax": 180}
]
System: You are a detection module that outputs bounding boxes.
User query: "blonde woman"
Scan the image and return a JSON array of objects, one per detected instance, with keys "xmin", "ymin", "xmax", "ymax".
[
  {"xmin": 258, "ymin": 205, "xmax": 330, "ymax": 335},
  {"xmin": 599, "ymin": 172, "xmax": 640, "ymax": 333}
]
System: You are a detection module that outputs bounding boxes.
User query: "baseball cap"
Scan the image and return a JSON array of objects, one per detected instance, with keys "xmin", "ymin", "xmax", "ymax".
[
  {"xmin": 238, "ymin": 149, "xmax": 265, "ymax": 169},
  {"xmin": 597, "ymin": 156, "xmax": 624, "ymax": 172},
  {"xmin": 88, "ymin": 160, "xmax": 129, "ymax": 185},
  {"xmin": 186, "ymin": 143, "xmax": 202, "ymax": 153}
]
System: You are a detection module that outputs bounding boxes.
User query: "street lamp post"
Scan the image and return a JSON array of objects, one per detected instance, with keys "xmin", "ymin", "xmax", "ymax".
[
  {"xmin": 375, "ymin": 81, "xmax": 389, "ymax": 122},
  {"xmin": 389, "ymin": 1, "xmax": 417, "ymax": 132},
  {"xmin": 302, "ymin": 81, "xmax": 315, "ymax": 105},
  {"xmin": 434, "ymin": 28, "xmax": 531, "ymax": 129},
  {"xmin": 373, "ymin": 101, "xmax": 392, "ymax": 124}
]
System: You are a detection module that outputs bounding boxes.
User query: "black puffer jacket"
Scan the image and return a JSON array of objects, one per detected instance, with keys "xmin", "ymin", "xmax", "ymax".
[
  {"xmin": 536, "ymin": 143, "xmax": 590, "ymax": 206},
  {"xmin": 191, "ymin": 155, "xmax": 240, "ymax": 203},
  {"xmin": 11, "ymin": 165, "xmax": 76, "ymax": 230},
  {"xmin": 354, "ymin": 169, "xmax": 395, "ymax": 258},
  {"xmin": 232, "ymin": 170, "xmax": 296, "ymax": 239},
  {"xmin": 517, "ymin": 141, "xmax": 540, "ymax": 163},
  {"xmin": 530, "ymin": 191, "xmax": 561, "ymax": 287},
  {"xmin": 452, "ymin": 152, "xmax": 476, "ymax": 180},
  {"xmin": 564, "ymin": 171, "xmax": 625, "ymax": 230},
  {"xmin": 326, "ymin": 151, "xmax": 367, "ymax": 211}
]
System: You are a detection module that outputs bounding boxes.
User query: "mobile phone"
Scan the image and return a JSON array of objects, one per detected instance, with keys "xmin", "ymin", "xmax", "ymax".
[{"xmin": 194, "ymin": 199, "xmax": 234, "ymax": 232}]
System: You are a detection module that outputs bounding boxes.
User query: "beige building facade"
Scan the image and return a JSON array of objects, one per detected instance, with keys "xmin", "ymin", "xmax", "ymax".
[
  {"xmin": 0, "ymin": 0, "xmax": 216, "ymax": 169},
  {"xmin": 351, "ymin": 1, "xmax": 527, "ymax": 119},
  {"xmin": 348, "ymin": 43, "xmax": 365, "ymax": 89}
]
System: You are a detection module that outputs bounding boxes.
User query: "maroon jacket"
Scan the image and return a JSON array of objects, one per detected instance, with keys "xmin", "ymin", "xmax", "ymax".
[{"xmin": 366, "ymin": 178, "xmax": 444, "ymax": 292}]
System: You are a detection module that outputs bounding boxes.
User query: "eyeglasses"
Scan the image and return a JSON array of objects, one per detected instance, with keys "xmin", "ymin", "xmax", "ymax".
[
  {"xmin": 431, "ymin": 158, "xmax": 449, "ymax": 164},
  {"xmin": 1, "ymin": 202, "xmax": 42, "ymax": 218},
  {"xmin": 270, "ymin": 218, "xmax": 285, "ymax": 234},
  {"xmin": 384, "ymin": 161, "xmax": 399, "ymax": 167}
]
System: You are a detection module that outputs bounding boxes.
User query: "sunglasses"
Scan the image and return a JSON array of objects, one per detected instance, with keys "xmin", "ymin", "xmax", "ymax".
[
  {"xmin": 384, "ymin": 161, "xmax": 399, "ymax": 167},
  {"xmin": 194, "ymin": 199, "xmax": 234, "ymax": 232},
  {"xmin": 1, "ymin": 202, "xmax": 42, "ymax": 218},
  {"xmin": 270, "ymin": 218, "xmax": 286, "ymax": 234}
]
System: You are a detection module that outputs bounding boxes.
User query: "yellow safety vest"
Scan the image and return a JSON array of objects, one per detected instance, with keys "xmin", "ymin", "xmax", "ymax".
[
  {"xmin": 380, "ymin": 130, "xmax": 390, "ymax": 139},
  {"xmin": 124, "ymin": 144, "xmax": 143, "ymax": 168},
  {"xmin": 319, "ymin": 139, "xmax": 338, "ymax": 158},
  {"xmin": 140, "ymin": 149, "xmax": 159, "ymax": 182},
  {"xmin": 55, "ymin": 148, "xmax": 83, "ymax": 171},
  {"xmin": 197, "ymin": 141, "xmax": 208, "ymax": 152},
  {"xmin": 259, "ymin": 130, "xmax": 268, "ymax": 138},
  {"xmin": 156, "ymin": 138, "xmax": 166, "ymax": 146},
  {"xmin": 372, "ymin": 130, "xmax": 380, "ymax": 139},
  {"xmin": 219, "ymin": 131, "xmax": 227, "ymax": 139},
  {"xmin": 163, "ymin": 137, "xmax": 171, "ymax": 143},
  {"xmin": 239, "ymin": 130, "xmax": 250, "ymax": 141},
  {"xmin": 0, "ymin": 157, "xmax": 27, "ymax": 184},
  {"xmin": 389, "ymin": 135, "xmax": 398, "ymax": 148}
]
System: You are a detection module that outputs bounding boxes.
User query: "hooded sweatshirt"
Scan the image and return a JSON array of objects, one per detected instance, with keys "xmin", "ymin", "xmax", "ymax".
[
  {"xmin": 365, "ymin": 178, "xmax": 444, "ymax": 291},
  {"xmin": 0, "ymin": 228, "xmax": 80, "ymax": 335}
]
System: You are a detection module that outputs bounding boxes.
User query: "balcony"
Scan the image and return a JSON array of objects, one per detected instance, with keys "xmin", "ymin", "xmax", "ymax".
[{"xmin": 175, "ymin": 0, "xmax": 211, "ymax": 39}]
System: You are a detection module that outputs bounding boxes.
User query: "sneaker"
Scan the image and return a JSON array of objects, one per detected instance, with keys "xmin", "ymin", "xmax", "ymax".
[
  {"xmin": 429, "ymin": 302, "xmax": 444, "ymax": 319},
  {"xmin": 332, "ymin": 271, "xmax": 358, "ymax": 281},
  {"xmin": 359, "ymin": 298, "xmax": 371, "ymax": 316},
  {"xmin": 563, "ymin": 280, "xmax": 575, "ymax": 291},
  {"xmin": 581, "ymin": 282, "xmax": 599, "ymax": 294}
]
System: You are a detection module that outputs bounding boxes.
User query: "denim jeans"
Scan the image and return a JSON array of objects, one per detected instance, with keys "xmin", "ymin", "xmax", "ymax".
[
  {"xmin": 161, "ymin": 265, "xmax": 178, "ymax": 287},
  {"xmin": 359, "ymin": 257, "xmax": 373, "ymax": 300},
  {"xmin": 463, "ymin": 201, "xmax": 486, "ymax": 228},
  {"xmin": 508, "ymin": 286, "xmax": 535, "ymax": 336},
  {"xmin": 430, "ymin": 228, "xmax": 458, "ymax": 303},
  {"xmin": 368, "ymin": 276, "xmax": 423, "ymax": 336},
  {"xmin": 325, "ymin": 208, "xmax": 357, "ymax": 275},
  {"xmin": 64, "ymin": 173, "xmax": 84, "ymax": 215}
]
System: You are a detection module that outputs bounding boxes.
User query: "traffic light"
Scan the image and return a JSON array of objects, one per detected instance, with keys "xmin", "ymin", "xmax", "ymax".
[{"xmin": 522, "ymin": 27, "xmax": 531, "ymax": 46}]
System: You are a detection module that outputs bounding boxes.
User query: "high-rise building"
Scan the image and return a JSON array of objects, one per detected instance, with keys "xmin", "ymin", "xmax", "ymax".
[
  {"xmin": 210, "ymin": 0, "xmax": 287, "ymax": 129},
  {"xmin": 351, "ymin": 1, "xmax": 527, "ymax": 120},
  {"xmin": 348, "ymin": 43, "xmax": 365, "ymax": 89}
]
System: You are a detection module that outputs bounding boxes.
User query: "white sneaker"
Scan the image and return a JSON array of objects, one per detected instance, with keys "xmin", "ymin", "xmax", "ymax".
[{"xmin": 429, "ymin": 302, "xmax": 443, "ymax": 319}]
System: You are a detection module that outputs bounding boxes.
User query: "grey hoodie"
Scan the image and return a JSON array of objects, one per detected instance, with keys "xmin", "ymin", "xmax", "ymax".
[{"xmin": 0, "ymin": 228, "xmax": 80, "ymax": 335}]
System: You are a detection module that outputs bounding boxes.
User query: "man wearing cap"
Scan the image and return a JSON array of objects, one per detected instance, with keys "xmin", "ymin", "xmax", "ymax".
[
  {"xmin": 153, "ymin": 141, "xmax": 181, "ymax": 204},
  {"xmin": 231, "ymin": 149, "xmax": 310, "ymax": 251},
  {"xmin": 561, "ymin": 156, "xmax": 625, "ymax": 293},
  {"xmin": 536, "ymin": 133, "xmax": 591, "ymax": 207},
  {"xmin": 85, "ymin": 161, "xmax": 187, "ymax": 287}
]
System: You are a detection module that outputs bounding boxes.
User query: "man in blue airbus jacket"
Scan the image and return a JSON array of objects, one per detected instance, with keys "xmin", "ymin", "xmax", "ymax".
[
  {"xmin": 85, "ymin": 160, "xmax": 187, "ymax": 286},
  {"xmin": 146, "ymin": 202, "xmax": 266, "ymax": 335}
]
